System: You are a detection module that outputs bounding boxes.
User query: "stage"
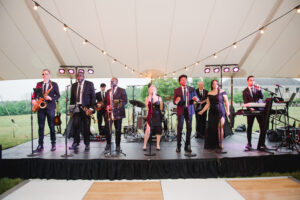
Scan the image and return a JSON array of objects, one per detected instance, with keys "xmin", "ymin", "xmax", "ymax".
[{"xmin": 0, "ymin": 132, "xmax": 300, "ymax": 180}]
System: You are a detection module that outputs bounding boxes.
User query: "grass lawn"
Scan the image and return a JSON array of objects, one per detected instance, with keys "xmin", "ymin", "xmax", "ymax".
[{"xmin": 0, "ymin": 107, "xmax": 299, "ymax": 150}]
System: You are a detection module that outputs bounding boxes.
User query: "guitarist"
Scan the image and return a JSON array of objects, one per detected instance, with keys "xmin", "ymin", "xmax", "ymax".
[{"xmin": 95, "ymin": 83, "xmax": 106, "ymax": 136}]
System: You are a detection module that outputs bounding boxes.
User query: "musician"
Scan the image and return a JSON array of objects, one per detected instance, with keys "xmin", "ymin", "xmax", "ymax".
[
  {"xmin": 69, "ymin": 71, "xmax": 96, "ymax": 152},
  {"xmin": 173, "ymin": 74, "xmax": 198, "ymax": 153},
  {"xmin": 32, "ymin": 69, "xmax": 60, "ymax": 152},
  {"xmin": 243, "ymin": 75, "xmax": 267, "ymax": 151},
  {"xmin": 195, "ymin": 81, "xmax": 208, "ymax": 138},
  {"xmin": 142, "ymin": 84, "xmax": 163, "ymax": 151},
  {"xmin": 96, "ymin": 83, "xmax": 106, "ymax": 135},
  {"xmin": 104, "ymin": 77, "xmax": 128, "ymax": 153}
]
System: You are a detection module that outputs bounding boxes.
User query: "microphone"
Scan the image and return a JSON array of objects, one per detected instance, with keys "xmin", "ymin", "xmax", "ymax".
[{"xmin": 274, "ymin": 84, "xmax": 282, "ymax": 87}]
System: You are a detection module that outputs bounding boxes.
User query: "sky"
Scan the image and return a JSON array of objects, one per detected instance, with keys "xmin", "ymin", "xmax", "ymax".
[{"xmin": 0, "ymin": 78, "xmax": 151, "ymax": 101}]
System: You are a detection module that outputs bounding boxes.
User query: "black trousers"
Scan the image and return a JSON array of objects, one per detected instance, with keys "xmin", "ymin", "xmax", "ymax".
[
  {"xmin": 37, "ymin": 108, "xmax": 56, "ymax": 145},
  {"xmin": 97, "ymin": 111, "xmax": 105, "ymax": 135},
  {"xmin": 247, "ymin": 115, "xmax": 266, "ymax": 147},
  {"xmin": 105, "ymin": 117, "xmax": 122, "ymax": 147},
  {"xmin": 195, "ymin": 110, "xmax": 207, "ymax": 137},
  {"xmin": 177, "ymin": 108, "xmax": 193, "ymax": 148},
  {"xmin": 72, "ymin": 109, "xmax": 91, "ymax": 146}
]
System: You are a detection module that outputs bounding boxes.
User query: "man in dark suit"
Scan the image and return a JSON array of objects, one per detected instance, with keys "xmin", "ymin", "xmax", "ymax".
[
  {"xmin": 104, "ymin": 77, "xmax": 128, "ymax": 153},
  {"xmin": 243, "ymin": 75, "xmax": 266, "ymax": 151},
  {"xmin": 69, "ymin": 71, "xmax": 96, "ymax": 152},
  {"xmin": 32, "ymin": 69, "xmax": 60, "ymax": 152},
  {"xmin": 173, "ymin": 74, "xmax": 198, "ymax": 153},
  {"xmin": 195, "ymin": 81, "xmax": 208, "ymax": 138},
  {"xmin": 95, "ymin": 83, "xmax": 106, "ymax": 135}
]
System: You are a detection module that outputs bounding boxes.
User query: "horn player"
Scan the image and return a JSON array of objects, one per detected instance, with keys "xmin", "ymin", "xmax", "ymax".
[{"xmin": 32, "ymin": 69, "xmax": 60, "ymax": 152}]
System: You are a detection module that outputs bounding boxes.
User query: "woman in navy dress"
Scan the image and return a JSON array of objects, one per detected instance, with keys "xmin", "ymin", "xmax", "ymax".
[
  {"xmin": 199, "ymin": 80, "xmax": 230, "ymax": 153},
  {"xmin": 142, "ymin": 84, "xmax": 163, "ymax": 151}
]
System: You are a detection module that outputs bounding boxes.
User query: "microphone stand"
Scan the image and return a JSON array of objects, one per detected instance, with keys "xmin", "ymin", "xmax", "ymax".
[
  {"xmin": 145, "ymin": 95, "xmax": 156, "ymax": 157},
  {"xmin": 61, "ymin": 85, "xmax": 73, "ymax": 157},
  {"xmin": 184, "ymin": 83, "xmax": 196, "ymax": 157},
  {"xmin": 27, "ymin": 92, "xmax": 39, "ymax": 157}
]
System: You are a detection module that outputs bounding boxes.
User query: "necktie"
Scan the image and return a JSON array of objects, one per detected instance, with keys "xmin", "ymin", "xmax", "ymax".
[
  {"xmin": 200, "ymin": 90, "xmax": 203, "ymax": 97},
  {"xmin": 77, "ymin": 83, "xmax": 81, "ymax": 103},
  {"xmin": 43, "ymin": 83, "xmax": 47, "ymax": 94},
  {"xmin": 251, "ymin": 87, "xmax": 255, "ymax": 97},
  {"xmin": 102, "ymin": 92, "xmax": 104, "ymax": 100}
]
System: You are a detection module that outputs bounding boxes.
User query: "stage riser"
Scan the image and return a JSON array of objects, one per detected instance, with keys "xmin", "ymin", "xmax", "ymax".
[{"xmin": 1, "ymin": 155, "xmax": 299, "ymax": 180}]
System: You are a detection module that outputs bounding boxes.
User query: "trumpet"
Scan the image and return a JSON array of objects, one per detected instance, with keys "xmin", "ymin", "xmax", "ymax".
[{"xmin": 32, "ymin": 82, "xmax": 53, "ymax": 112}]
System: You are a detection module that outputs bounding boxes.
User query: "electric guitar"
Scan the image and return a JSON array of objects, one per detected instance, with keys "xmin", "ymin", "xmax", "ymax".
[{"xmin": 54, "ymin": 101, "xmax": 62, "ymax": 126}]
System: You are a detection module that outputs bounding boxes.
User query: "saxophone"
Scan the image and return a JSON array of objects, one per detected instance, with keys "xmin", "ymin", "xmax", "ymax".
[{"xmin": 32, "ymin": 81, "xmax": 53, "ymax": 112}]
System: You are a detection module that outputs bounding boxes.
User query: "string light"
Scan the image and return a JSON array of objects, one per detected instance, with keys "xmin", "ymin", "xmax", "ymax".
[
  {"xmin": 184, "ymin": 66, "xmax": 188, "ymax": 71},
  {"xmin": 34, "ymin": 1, "xmax": 298, "ymax": 77},
  {"xmin": 296, "ymin": 6, "xmax": 300, "ymax": 13},
  {"xmin": 83, "ymin": 39, "xmax": 88, "ymax": 45},
  {"xmin": 63, "ymin": 24, "xmax": 68, "ymax": 31},
  {"xmin": 112, "ymin": 59, "xmax": 117, "ymax": 63},
  {"xmin": 259, "ymin": 27, "xmax": 264, "ymax": 34},
  {"xmin": 33, "ymin": 2, "xmax": 39, "ymax": 10},
  {"xmin": 233, "ymin": 43, "xmax": 237, "ymax": 48},
  {"xmin": 131, "ymin": 69, "xmax": 134, "ymax": 73}
]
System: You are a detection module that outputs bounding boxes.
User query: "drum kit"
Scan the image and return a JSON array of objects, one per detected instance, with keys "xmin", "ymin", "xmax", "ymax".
[{"xmin": 124, "ymin": 97, "xmax": 177, "ymax": 142}]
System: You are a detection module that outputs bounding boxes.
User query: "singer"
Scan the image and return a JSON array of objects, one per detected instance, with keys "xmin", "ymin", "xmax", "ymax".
[
  {"xmin": 243, "ymin": 75, "xmax": 268, "ymax": 151},
  {"xmin": 173, "ymin": 74, "xmax": 198, "ymax": 153},
  {"xmin": 104, "ymin": 77, "xmax": 128, "ymax": 153},
  {"xmin": 142, "ymin": 84, "xmax": 163, "ymax": 151}
]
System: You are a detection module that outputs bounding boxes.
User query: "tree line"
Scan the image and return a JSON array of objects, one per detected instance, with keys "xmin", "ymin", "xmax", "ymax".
[{"xmin": 1, "ymin": 78, "xmax": 299, "ymax": 116}]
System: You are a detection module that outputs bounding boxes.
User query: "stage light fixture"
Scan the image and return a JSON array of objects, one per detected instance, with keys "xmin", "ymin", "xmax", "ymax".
[
  {"xmin": 233, "ymin": 66, "xmax": 239, "ymax": 72},
  {"xmin": 58, "ymin": 69, "xmax": 65, "ymax": 74},
  {"xmin": 68, "ymin": 69, "xmax": 75, "ymax": 74},
  {"xmin": 87, "ymin": 69, "xmax": 94, "ymax": 74},
  {"xmin": 223, "ymin": 67, "xmax": 230, "ymax": 72},
  {"xmin": 204, "ymin": 68, "xmax": 210, "ymax": 73},
  {"xmin": 213, "ymin": 68, "xmax": 220, "ymax": 73},
  {"xmin": 78, "ymin": 69, "xmax": 84, "ymax": 73}
]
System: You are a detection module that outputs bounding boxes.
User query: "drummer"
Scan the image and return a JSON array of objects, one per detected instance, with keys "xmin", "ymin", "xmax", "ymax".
[{"xmin": 142, "ymin": 84, "xmax": 163, "ymax": 151}]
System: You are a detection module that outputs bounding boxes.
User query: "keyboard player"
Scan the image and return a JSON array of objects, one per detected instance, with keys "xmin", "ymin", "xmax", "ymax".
[{"xmin": 243, "ymin": 75, "xmax": 268, "ymax": 151}]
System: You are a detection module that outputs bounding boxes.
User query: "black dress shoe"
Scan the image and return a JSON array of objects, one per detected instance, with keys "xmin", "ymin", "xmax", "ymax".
[
  {"xmin": 104, "ymin": 144, "xmax": 111, "ymax": 153},
  {"xmin": 116, "ymin": 146, "xmax": 121, "ymax": 152},
  {"xmin": 257, "ymin": 145, "xmax": 270, "ymax": 151},
  {"xmin": 176, "ymin": 147, "xmax": 181, "ymax": 153},
  {"xmin": 34, "ymin": 145, "xmax": 44, "ymax": 153},
  {"xmin": 85, "ymin": 145, "xmax": 90, "ymax": 151},
  {"xmin": 51, "ymin": 144, "xmax": 56, "ymax": 151}
]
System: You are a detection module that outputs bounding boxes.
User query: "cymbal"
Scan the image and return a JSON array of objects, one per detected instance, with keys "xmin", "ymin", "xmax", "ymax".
[{"xmin": 129, "ymin": 100, "xmax": 146, "ymax": 108}]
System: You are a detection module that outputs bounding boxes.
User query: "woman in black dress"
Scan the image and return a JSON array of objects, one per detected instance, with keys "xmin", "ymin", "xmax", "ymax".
[
  {"xmin": 142, "ymin": 84, "xmax": 163, "ymax": 151},
  {"xmin": 199, "ymin": 80, "xmax": 230, "ymax": 153}
]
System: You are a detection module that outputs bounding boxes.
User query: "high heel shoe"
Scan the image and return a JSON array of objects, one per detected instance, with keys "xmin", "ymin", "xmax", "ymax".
[
  {"xmin": 143, "ymin": 147, "xmax": 147, "ymax": 151},
  {"xmin": 156, "ymin": 147, "xmax": 160, "ymax": 151}
]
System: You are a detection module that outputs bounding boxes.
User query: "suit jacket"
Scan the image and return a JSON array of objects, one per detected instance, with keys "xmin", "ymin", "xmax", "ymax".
[
  {"xmin": 32, "ymin": 81, "xmax": 60, "ymax": 110},
  {"xmin": 195, "ymin": 88, "xmax": 208, "ymax": 112},
  {"xmin": 243, "ymin": 87, "xmax": 264, "ymax": 110},
  {"xmin": 70, "ymin": 80, "xmax": 96, "ymax": 110},
  {"xmin": 96, "ymin": 91, "xmax": 106, "ymax": 113},
  {"xmin": 105, "ymin": 87, "xmax": 128, "ymax": 119},
  {"xmin": 173, "ymin": 86, "xmax": 197, "ymax": 115}
]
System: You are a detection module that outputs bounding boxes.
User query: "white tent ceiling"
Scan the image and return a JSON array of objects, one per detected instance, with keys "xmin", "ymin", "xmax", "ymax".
[{"xmin": 0, "ymin": 0, "xmax": 299, "ymax": 80}]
